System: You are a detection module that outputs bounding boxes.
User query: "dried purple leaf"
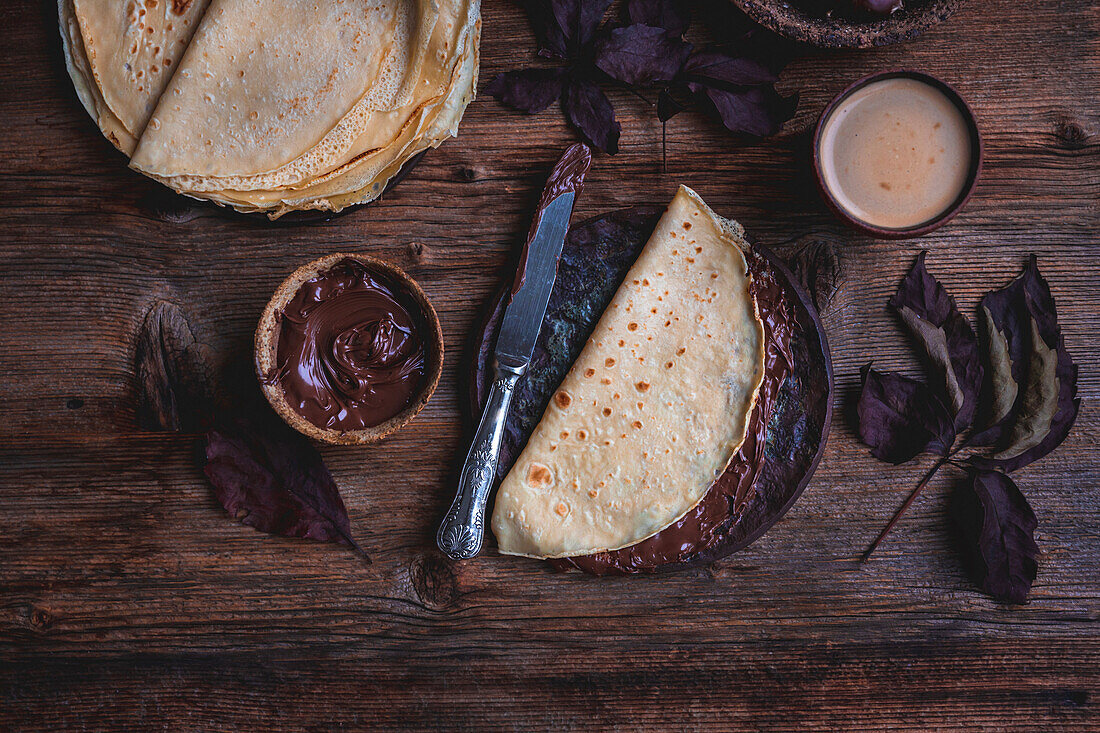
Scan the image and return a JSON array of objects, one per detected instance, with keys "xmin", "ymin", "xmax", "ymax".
[
  {"xmin": 971, "ymin": 257, "xmax": 1079, "ymax": 472},
  {"xmin": 486, "ymin": 67, "xmax": 566, "ymax": 113},
  {"xmin": 135, "ymin": 300, "xmax": 215, "ymax": 432},
  {"xmin": 625, "ymin": 0, "xmax": 690, "ymax": 35},
  {"xmin": 594, "ymin": 25, "xmax": 692, "ymax": 86},
  {"xmin": 890, "ymin": 252, "xmax": 983, "ymax": 431},
  {"xmin": 700, "ymin": 85, "xmax": 797, "ymax": 137},
  {"xmin": 969, "ymin": 261, "xmax": 1031, "ymax": 446},
  {"xmin": 562, "ymin": 76, "xmax": 621, "ymax": 154},
  {"xmin": 951, "ymin": 468, "xmax": 1038, "ymax": 604},
  {"xmin": 681, "ymin": 51, "xmax": 778, "ymax": 88},
  {"xmin": 858, "ymin": 365, "xmax": 956, "ymax": 464},
  {"xmin": 203, "ymin": 416, "xmax": 364, "ymax": 555}
]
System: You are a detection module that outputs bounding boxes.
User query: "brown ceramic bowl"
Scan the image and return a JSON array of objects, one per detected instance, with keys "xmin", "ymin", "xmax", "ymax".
[
  {"xmin": 812, "ymin": 70, "xmax": 982, "ymax": 239},
  {"xmin": 733, "ymin": 0, "xmax": 962, "ymax": 48},
  {"xmin": 255, "ymin": 253, "xmax": 444, "ymax": 445}
]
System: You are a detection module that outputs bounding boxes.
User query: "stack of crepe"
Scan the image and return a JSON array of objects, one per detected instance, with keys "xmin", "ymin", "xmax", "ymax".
[{"xmin": 59, "ymin": 0, "xmax": 480, "ymax": 218}]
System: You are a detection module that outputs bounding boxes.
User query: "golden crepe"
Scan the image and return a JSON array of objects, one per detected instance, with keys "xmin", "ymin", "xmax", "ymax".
[
  {"xmin": 129, "ymin": 0, "xmax": 403, "ymax": 178},
  {"xmin": 59, "ymin": 0, "xmax": 211, "ymax": 154},
  {"xmin": 59, "ymin": 0, "xmax": 480, "ymax": 218},
  {"xmin": 182, "ymin": 0, "xmax": 480, "ymax": 217},
  {"xmin": 491, "ymin": 186, "xmax": 766, "ymax": 559}
]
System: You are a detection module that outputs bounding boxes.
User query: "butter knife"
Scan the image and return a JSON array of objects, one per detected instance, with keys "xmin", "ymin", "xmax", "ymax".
[{"xmin": 437, "ymin": 144, "xmax": 592, "ymax": 560}]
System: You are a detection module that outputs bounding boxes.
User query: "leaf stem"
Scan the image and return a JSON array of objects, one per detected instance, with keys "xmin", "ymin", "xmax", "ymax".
[
  {"xmin": 662, "ymin": 120, "xmax": 667, "ymax": 173},
  {"xmin": 860, "ymin": 454, "xmax": 950, "ymax": 562}
]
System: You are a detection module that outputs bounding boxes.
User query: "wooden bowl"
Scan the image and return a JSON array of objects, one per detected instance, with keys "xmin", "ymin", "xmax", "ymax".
[
  {"xmin": 811, "ymin": 69, "xmax": 983, "ymax": 239},
  {"xmin": 732, "ymin": 0, "xmax": 962, "ymax": 48},
  {"xmin": 255, "ymin": 253, "xmax": 444, "ymax": 445}
]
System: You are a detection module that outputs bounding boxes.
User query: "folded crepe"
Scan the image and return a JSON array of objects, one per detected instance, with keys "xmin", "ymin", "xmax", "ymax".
[
  {"xmin": 59, "ymin": 0, "xmax": 212, "ymax": 154},
  {"xmin": 183, "ymin": 0, "xmax": 480, "ymax": 217},
  {"xmin": 59, "ymin": 0, "xmax": 480, "ymax": 218},
  {"xmin": 492, "ymin": 186, "xmax": 766, "ymax": 559}
]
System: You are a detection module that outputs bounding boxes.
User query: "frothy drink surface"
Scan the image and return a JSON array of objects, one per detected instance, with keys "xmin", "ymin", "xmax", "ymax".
[{"xmin": 819, "ymin": 77, "xmax": 973, "ymax": 230}]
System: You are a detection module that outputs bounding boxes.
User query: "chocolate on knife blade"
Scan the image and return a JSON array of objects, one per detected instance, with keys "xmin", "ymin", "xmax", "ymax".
[{"xmin": 511, "ymin": 143, "xmax": 593, "ymax": 296}]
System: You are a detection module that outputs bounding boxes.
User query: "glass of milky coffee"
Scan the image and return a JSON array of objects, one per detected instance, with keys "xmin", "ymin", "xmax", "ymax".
[{"xmin": 813, "ymin": 71, "xmax": 982, "ymax": 239}]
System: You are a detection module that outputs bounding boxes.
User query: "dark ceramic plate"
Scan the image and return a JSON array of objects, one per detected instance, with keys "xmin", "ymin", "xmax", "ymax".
[
  {"xmin": 468, "ymin": 206, "xmax": 833, "ymax": 569},
  {"xmin": 732, "ymin": 0, "xmax": 962, "ymax": 48}
]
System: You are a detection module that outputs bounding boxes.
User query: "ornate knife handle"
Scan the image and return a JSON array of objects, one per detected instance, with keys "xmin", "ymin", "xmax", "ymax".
[{"xmin": 436, "ymin": 360, "xmax": 525, "ymax": 560}]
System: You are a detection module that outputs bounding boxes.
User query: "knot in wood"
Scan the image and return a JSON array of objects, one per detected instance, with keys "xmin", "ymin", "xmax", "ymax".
[
  {"xmin": 784, "ymin": 235, "xmax": 844, "ymax": 313},
  {"xmin": 11, "ymin": 603, "xmax": 53, "ymax": 632},
  {"xmin": 406, "ymin": 241, "xmax": 426, "ymax": 263},
  {"xmin": 30, "ymin": 607, "xmax": 52, "ymax": 630},
  {"xmin": 1053, "ymin": 118, "xmax": 1090, "ymax": 150},
  {"xmin": 410, "ymin": 554, "xmax": 459, "ymax": 611}
]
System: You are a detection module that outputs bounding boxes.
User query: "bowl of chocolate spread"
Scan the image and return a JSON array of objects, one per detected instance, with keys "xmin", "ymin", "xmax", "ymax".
[{"xmin": 255, "ymin": 254, "xmax": 444, "ymax": 445}]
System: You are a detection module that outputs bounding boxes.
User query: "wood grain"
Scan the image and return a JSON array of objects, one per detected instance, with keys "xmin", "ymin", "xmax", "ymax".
[{"xmin": 1, "ymin": 0, "xmax": 1098, "ymax": 729}]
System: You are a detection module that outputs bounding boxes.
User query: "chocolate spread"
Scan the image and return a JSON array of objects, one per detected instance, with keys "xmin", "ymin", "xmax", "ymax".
[
  {"xmin": 551, "ymin": 249, "xmax": 795, "ymax": 574},
  {"xmin": 270, "ymin": 259, "xmax": 427, "ymax": 431},
  {"xmin": 511, "ymin": 143, "xmax": 592, "ymax": 296}
]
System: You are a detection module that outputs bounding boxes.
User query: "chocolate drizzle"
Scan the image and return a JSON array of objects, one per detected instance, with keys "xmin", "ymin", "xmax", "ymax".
[
  {"xmin": 270, "ymin": 260, "xmax": 427, "ymax": 432},
  {"xmin": 551, "ymin": 248, "xmax": 795, "ymax": 574}
]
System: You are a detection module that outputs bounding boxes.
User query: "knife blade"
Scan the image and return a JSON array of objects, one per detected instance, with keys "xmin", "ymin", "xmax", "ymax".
[
  {"xmin": 495, "ymin": 190, "xmax": 575, "ymax": 367},
  {"xmin": 437, "ymin": 143, "xmax": 592, "ymax": 560}
]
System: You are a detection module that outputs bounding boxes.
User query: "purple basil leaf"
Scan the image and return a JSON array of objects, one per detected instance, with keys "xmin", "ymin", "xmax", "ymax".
[
  {"xmin": 551, "ymin": 0, "xmax": 613, "ymax": 53},
  {"xmin": 203, "ymin": 417, "xmax": 363, "ymax": 555},
  {"xmin": 594, "ymin": 25, "xmax": 692, "ymax": 86},
  {"xmin": 971, "ymin": 257, "xmax": 1079, "ymax": 472},
  {"xmin": 681, "ymin": 51, "xmax": 778, "ymax": 88},
  {"xmin": 657, "ymin": 88, "xmax": 684, "ymax": 122},
  {"xmin": 562, "ymin": 76, "xmax": 621, "ymax": 154},
  {"xmin": 700, "ymin": 86, "xmax": 797, "ymax": 137},
  {"xmin": 858, "ymin": 365, "xmax": 956, "ymax": 464},
  {"xmin": 890, "ymin": 252, "xmax": 983, "ymax": 432},
  {"xmin": 517, "ymin": 0, "xmax": 570, "ymax": 59},
  {"xmin": 682, "ymin": 3, "xmax": 794, "ymax": 73},
  {"xmin": 625, "ymin": 0, "xmax": 690, "ymax": 35},
  {"xmin": 486, "ymin": 68, "xmax": 566, "ymax": 113},
  {"xmin": 951, "ymin": 469, "xmax": 1038, "ymax": 604}
]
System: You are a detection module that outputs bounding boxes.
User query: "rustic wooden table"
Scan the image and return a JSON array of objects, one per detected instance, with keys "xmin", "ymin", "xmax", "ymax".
[{"xmin": 2, "ymin": 0, "xmax": 1097, "ymax": 729}]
